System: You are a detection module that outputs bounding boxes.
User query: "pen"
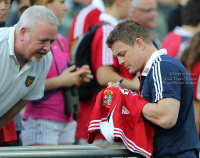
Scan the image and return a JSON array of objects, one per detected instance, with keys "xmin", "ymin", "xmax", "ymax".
[{"xmin": 115, "ymin": 79, "xmax": 123, "ymax": 85}]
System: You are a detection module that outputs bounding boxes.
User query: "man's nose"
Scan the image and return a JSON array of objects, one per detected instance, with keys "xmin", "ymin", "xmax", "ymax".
[
  {"xmin": 118, "ymin": 57, "xmax": 124, "ymax": 65},
  {"xmin": 43, "ymin": 41, "xmax": 51, "ymax": 52}
]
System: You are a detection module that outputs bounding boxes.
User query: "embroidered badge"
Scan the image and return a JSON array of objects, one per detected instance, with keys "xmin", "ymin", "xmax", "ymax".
[
  {"xmin": 102, "ymin": 90, "xmax": 113, "ymax": 108},
  {"xmin": 25, "ymin": 76, "xmax": 35, "ymax": 87}
]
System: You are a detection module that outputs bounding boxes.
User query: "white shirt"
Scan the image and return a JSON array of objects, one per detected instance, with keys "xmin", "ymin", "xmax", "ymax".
[{"xmin": 0, "ymin": 25, "xmax": 52, "ymax": 117}]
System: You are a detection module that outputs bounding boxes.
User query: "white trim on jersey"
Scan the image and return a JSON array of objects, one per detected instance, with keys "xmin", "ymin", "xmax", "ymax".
[
  {"xmin": 114, "ymin": 128, "xmax": 151, "ymax": 158},
  {"xmin": 152, "ymin": 56, "xmax": 163, "ymax": 102},
  {"xmin": 102, "ymin": 25, "xmax": 114, "ymax": 65},
  {"xmin": 91, "ymin": 0, "xmax": 105, "ymax": 12},
  {"xmin": 74, "ymin": 5, "xmax": 95, "ymax": 39},
  {"xmin": 197, "ymin": 75, "xmax": 200, "ymax": 100}
]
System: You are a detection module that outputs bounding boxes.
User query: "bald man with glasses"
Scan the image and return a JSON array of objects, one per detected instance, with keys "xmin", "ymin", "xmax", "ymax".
[{"xmin": 130, "ymin": 0, "xmax": 160, "ymax": 49}]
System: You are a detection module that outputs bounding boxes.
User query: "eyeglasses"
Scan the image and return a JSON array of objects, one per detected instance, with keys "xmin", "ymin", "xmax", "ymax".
[{"xmin": 131, "ymin": 7, "xmax": 158, "ymax": 13}]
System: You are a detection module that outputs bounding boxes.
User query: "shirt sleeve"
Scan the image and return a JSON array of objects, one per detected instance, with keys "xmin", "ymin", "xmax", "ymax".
[
  {"xmin": 149, "ymin": 60, "xmax": 181, "ymax": 103},
  {"xmin": 92, "ymin": 25, "xmax": 118, "ymax": 73},
  {"xmin": 22, "ymin": 52, "xmax": 52, "ymax": 100}
]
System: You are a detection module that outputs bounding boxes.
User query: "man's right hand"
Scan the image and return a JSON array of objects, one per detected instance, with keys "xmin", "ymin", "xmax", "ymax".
[{"xmin": 59, "ymin": 65, "xmax": 86, "ymax": 87}]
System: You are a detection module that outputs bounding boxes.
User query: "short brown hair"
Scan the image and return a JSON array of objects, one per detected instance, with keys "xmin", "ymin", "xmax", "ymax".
[
  {"xmin": 106, "ymin": 19, "xmax": 152, "ymax": 48},
  {"xmin": 103, "ymin": 0, "xmax": 115, "ymax": 7}
]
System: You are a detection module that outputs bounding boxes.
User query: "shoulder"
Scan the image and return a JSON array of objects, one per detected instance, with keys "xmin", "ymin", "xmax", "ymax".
[
  {"xmin": 155, "ymin": 55, "xmax": 183, "ymax": 70},
  {"xmin": 0, "ymin": 27, "xmax": 10, "ymax": 43}
]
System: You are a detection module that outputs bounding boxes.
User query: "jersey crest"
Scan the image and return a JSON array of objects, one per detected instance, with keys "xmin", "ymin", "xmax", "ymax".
[
  {"xmin": 25, "ymin": 76, "xmax": 35, "ymax": 87},
  {"xmin": 102, "ymin": 89, "xmax": 113, "ymax": 108}
]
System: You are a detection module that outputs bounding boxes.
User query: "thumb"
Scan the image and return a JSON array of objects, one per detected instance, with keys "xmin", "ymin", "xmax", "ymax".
[{"xmin": 67, "ymin": 65, "xmax": 76, "ymax": 72}]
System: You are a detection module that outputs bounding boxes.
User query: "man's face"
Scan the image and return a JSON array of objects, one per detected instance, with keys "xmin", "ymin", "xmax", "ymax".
[
  {"xmin": 130, "ymin": 0, "xmax": 158, "ymax": 29},
  {"xmin": 46, "ymin": 0, "xmax": 68, "ymax": 23},
  {"xmin": 0, "ymin": 0, "xmax": 11, "ymax": 22},
  {"xmin": 111, "ymin": 40, "xmax": 145, "ymax": 74},
  {"xmin": 22, "ymin": 21, "xmax": 57, "ymax": 62}
]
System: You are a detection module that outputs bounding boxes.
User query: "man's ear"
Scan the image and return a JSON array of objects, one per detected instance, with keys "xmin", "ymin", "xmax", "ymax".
[
  {"xmin": 19, "ymin": 27, "xmax": 27, "ymax": 41},
  {"xmin": 135, "ymin": 38, "xmax": 145, "ymax": 50}
]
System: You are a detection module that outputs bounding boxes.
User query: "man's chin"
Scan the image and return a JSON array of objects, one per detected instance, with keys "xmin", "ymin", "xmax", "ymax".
[{"xmin": 31, "ymin": 56, "xmax": 43, "ymax": 62}]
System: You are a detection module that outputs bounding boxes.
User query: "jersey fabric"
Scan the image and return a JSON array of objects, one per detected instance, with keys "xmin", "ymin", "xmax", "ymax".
[
  {"xmin": 0, "ymin": 25, "xmax": 52, "ymax": 117},
  {"xmin": 76, "ymin": 13, "xmax": 134, "ymax": 140},
  {"xmin": 23, "ymin": 33, "xmax": 74, "ymax": 123},
  {"xmin": 161, "ymin": 26, "xmax": 193, "ymax": 59},
  {"xmin": 68, "ymin": 0, "xmax": 104, "ymax": 46},
  {"xmin": 0, "ymin": 120, "xmax": 17, "ymax": 145},
  {"xmin": 87, "ymin": 87, "xmax": 154, "ymax": 158},
  {"xmin": 190, "ymin": 61, "xmax": 200, "ymax": 100},
  {"xmin": 139, "ymin": 49, "xmax": 200, "ymax": 157}
]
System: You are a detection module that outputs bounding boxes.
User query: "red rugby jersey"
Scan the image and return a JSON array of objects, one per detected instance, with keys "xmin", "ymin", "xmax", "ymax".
[
  {"xmin": 162, "ymin": 26, "xmax": 193, "ymax": 59},
  {"xmin": 87, "ymin": 87, "xmax": 154, "ymax": 158}
]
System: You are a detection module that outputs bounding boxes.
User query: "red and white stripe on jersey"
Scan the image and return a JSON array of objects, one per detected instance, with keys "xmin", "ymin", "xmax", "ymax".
[
  {"xmin": 102, "ymin": 24, "xmax": 115, "ymax": 65},
  {"xmin": 87, "ymin": 87, "xmax": 154, "ymax": 158},
  {"xmin": 162, "ymin": 26, "xmax": 193, "ymax": 59},
  {"xmin": 74, "ymin": 5, "xmax": 96, "ymax": 38},
  {"xmin": 91, "ymin": 23, "xmax": 118, "ymax": 76},
  {"xmin": 68, "ymin": 4, "xmax": 102, "ymax": 45}
]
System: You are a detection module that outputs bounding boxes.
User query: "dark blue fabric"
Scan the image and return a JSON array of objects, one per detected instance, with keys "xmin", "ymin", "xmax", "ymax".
[{"xmin": 140, "ymin": 55, "xmax": 200, "ymax": 158}]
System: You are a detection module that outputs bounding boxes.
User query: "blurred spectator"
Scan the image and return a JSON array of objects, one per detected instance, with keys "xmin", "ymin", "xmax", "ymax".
[
  {"xmin": 68, "ymin": 0, "xmax": 104, "ymax": 59},
  {"xmin": 162, "ymin": 0, "xmax": 200, "ymax": 59},
  {"xmin": 130, "ymin": 0, "xmax": 160, "ymax": 49},
  {"xmin": 76, "ymin": 0, "xmax": 139, "ymax": 149},
  {"xmin": 58, "ymin": 0, "xmax": 86, "ymax": 39},
  {"xmin": 5, "ymin": 0, "xmax": 19, "ymax": 26},
  {"xmin": 21, "ymin": 0, "xmax": 93, "ymax": 146},
  {"xmin": 148, "ymin": 0, "xmax": 180, "ymax": 42},
  {"xmin": 167, "ymin": 0, "xmax": 189, "ymax": 32},
  {"xmin": 0, "ymin": 0, "xmax": 21, "ymax": 147},
  {"xmin": 180, "ymin": 32, "xmax": 200, "ymax": 137}
]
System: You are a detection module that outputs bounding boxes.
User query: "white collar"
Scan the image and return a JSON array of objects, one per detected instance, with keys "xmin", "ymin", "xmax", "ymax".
[
  {"xmin": 174, "ymin": 26, "xmax": 194, "ymax": 37},
  {"xmin": 99, "ymin": 13, "xmax": 118, "ymax": 26},
  {"xmin": 142, "ymin": 49, "xmax": 167, "ymax": 76},
  {"xmin": 92, "ymin": 0, "xmax": 105, "ymax": 12},
  {"xmin": 8, "ymin": 24, "xmax": 16, "ymax": 56}
]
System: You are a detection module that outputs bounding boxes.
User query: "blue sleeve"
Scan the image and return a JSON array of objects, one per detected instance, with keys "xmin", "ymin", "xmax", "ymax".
[{"xmin": 149, "ymin": 61, "xmax": 181, "ymax": 103}]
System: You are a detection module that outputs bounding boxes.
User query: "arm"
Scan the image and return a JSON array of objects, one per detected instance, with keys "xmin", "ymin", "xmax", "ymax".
[
  {"xmin": 142, "ymin": 98, "xmax": 180, "ymax": 129},
  {"xmin": 97, "ymin": 66, "xmax": 139, "ymax": 90},
  {"xmin": 45, "ymin": 65, "xmax": 93, "ymax": 91},
  {"xmin": 0, "ymin": 99, "xmax": 28, "ymax": 129}
]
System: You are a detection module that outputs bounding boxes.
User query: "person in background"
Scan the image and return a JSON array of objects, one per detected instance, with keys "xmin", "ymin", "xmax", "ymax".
[
  {"xmin": 21, "ymin": 0, "xmax": 93, "ymax": 146},
  {"xmin": 130, "ymin": 0, "xmax": 160, "ymax": 49},
  {"xmin": 162, "ymin": 0, "xmax": 200, "ymax": 59},
  {"xmin": 167, "ymin": 0, "xmax": 189, "ymax": 32},
  {"xmin": 68, "ymin": 0, "xmax": 104, "ymax": 59},
  {"xmin": 0, "ymin": 0, "xmax": 24, "ymax": 147},
  {"xmin": 180, "ymin": 32, "xmax": 200, "ymax": 138},
  {"xmin": 76, "ymin": 0, "xmax": 140, "ymax": 149},
  {"xmin": 106, "ymin": 19, "xmax": 199, "ymax": 157},
  {"xmin": 0, "ymin": 5, "xmax": 58, "ymax": 134}
]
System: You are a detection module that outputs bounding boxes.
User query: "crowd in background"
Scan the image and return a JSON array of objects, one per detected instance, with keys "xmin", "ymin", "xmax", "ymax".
[{"xmin": 0, "ymin": 0, "xmax": 199, "ymax": 156}]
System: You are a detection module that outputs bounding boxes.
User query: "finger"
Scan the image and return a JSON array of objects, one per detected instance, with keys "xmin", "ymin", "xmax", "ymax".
[
  {"xmin": 67, "ymin": 65, "xmax": 76, "ymax": 72},
  {"xmin": 108, "ymin": 82, "xmax": 114, "ymax": 87},
  {"xmin": 73, "ymin": 69, "xmax": 85, "ymax": 76},
  {"xmin": 82, "ymin": 65, "xmax": 90, "ymax": 69},
  {"xmin": 85, "ymin": 74, "xmax": 94, "ymax": 79}
]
